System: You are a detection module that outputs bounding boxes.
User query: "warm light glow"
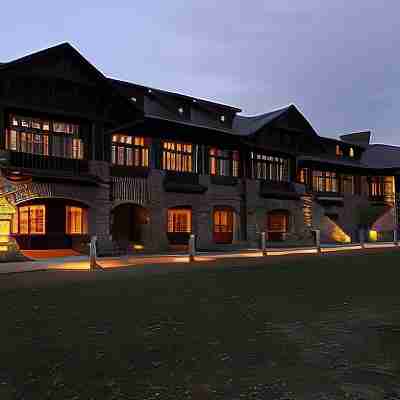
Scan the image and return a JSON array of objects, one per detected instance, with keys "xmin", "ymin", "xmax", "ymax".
[
  {"xmin": 66, "ymin": 206, "xmax": 88, "ymax": 234},
  {"xmin": 167, "ymin": 208, "xmax": 192, "ymax": 233},
  {"xmin": 0, "ymin": 246, "xmax": 8, "ymax": 251},
  {"xmin": 133, "ymin": 244, "xmax": 144, "ymax": 250},
  {"xmin": 369, "ymin": 230, "xmax": 378, "ymax": 242},
  {"xmin": 17, "ymin": 205, "xmax": 45, "ymax": 235},
  {"xmin": 162, "ymin": 141, "xmax": 193, "ymax": 172}
]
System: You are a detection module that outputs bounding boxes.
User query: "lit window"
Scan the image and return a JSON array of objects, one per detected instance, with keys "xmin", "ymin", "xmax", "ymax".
[
  {"xmin": 112, "ymin": 134, "xmax": 150, "ymax": 167},
  {"xmin": 178, "ymin": 107, "xmax": 184, "ymax": 114},
  {"xmin": 209, "ymin": 148, "xmax": 240, "ymax": 177},
  {"xmin": 349, "ymin": 147, "xmax": 354, "ymax": 157},
  {"xmin": 14, "ymin": 205, "xmax": 46, "ymax": 235},
  {"xmin": 336, "ymin": 145, "xmax": 343, "ymax": 156},
  {"xmin": 6, "ymin": 115, "xmax": 82, "ymax": 159},
  {"xmin": 66, "ymin": 206, "xmax": 88, "ymax": 235},
  {"xmin": 251, "ymin": 152, "xmax": 290, "ymax": 181},
  {"xmin": 220, "ymin": 115, "xmax": 225, "ymax": 122},
  {"xmin": 213, "ymin": 208, "xmax": 234, "ymax": 244},
  {"xmin": 162, "ymin": 141, "xmax": 193, "ymax": 172},
  {"xmin": 167, "ymin": 208, "xmax": 192, "ymax": 233}
]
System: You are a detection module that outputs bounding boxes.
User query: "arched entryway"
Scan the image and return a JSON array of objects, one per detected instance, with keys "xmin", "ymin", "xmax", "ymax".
[
  {"xmin": 266, "ymin": 210, "xmax": 290, "ymax": 241},
  {"xmin": 213, "ymin": 207, "xmax": 234, "ymax": 244},
  {"xmin": 111, "ymin": 204, "xmax": 149, "ymax": 247},
  {"xmin": 11, "ymin": 198, "xmax": 89, "ymax": 249}
]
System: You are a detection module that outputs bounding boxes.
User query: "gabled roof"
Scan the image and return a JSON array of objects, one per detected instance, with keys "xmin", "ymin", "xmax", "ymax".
[
  {"xmin": 361, "ymin": 144, "xmax": 400, "ymax": 169},
  {"xmin": 0, "ymin": 43, "xmax": 141, "ymax": 117},
  {"xmin": 109, "ymin": 78, "xmax": 242, "ymax": 113},
  {"xmin": 0, "ymin": 42, "xmax": 104, "ymax": 81},
  {"xmin": 232, "ymin": 104, "xmax": 317, "ymax": 136}
]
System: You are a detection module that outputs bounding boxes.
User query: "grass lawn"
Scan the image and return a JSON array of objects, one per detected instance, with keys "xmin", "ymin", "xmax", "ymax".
[{"xmin": 1, "ymin": 250, "xmax": 400, "ymax": 399}]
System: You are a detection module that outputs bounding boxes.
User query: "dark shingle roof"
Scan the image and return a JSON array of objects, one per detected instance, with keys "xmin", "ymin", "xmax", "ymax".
[
  {"xmin": 361, "ymin": 144, "xmax": 400, "ymax": 169},
  {"xmin": 232, "ymin": 106, "xmax": 291, "ymax": 136}
]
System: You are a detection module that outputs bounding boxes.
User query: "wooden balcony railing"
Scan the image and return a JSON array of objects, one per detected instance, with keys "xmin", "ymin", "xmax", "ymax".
[{"xmin": 7, "ymin": 151, "xmax": 89, "ymax": 175}]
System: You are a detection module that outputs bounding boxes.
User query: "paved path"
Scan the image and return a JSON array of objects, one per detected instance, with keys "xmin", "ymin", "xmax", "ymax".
[{"xmin": 0, "ymin": 242, "xmax": 398, "ymax": 275}]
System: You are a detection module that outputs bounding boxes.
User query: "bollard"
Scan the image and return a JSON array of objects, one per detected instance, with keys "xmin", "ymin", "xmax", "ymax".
[
  {"xmin": 89, "ymin": 235, "xmax": 98, "ymax": 270},
  {"xmin": 189, "ymin": 234, "xmax": 196, "ymax": 262},
  {"xmin": 314, "ymin": 229, "xmax": 321, "ymax": 254},
  {"xmin": 261, "ymin": 231, "xmax": 266, "ymax": 256},
  {"xmin": 359, "ymin": 228, "xmax": 365, "ymax": 249}
]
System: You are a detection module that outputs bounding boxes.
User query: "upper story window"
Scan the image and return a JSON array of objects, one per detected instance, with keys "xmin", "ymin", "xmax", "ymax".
[
  {"xmin": 111, "ymin": 134, "xmax": 150, "ymax": 167},
  {"xmin": 210, "ymin": 148, "xmax": 239, "ymax": 177},
  {"xmin": 342, "ymin": 174, "xmax": 354, "ymax": 195},
  {"xmin": 369, "ymin": 176, "xmax": 394, "ymax": 197},
  {"xmin": 6, "ymin": 115, "xmax": 83, "ymax": 160},
  {"xmin": 251, "ymin": 152, "xmax": 290, "ymax": 182},
  {"xmin": 162, "ymin": 141, "xmax": 194, "ymax": 172},
  {"xmin": 349, "ymin": 147, "xmax": 354, "ymax": 157},
  {"xmin": 312, "ymin": 171, "xmax": 338, "ymax": 193},
  {"xmin": 297, "ymin": 168, "xmax": 310, "ymax": 185},
  {"xmin": 336, "ymin": 145, "xmax": 343, "ymax": 157}
]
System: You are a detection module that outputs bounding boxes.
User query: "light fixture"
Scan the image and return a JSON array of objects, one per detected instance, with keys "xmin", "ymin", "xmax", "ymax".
[
  {"xmin": 130, "ymin": 97, "xmax": 137, "ymax": 102},
  {"xmin": 148, "ymin": 89, "xmax": 152, "ymax": 93},
  {"xmin": 178, "ymin": 107, "xmax": 184, "ymax": 114},
  {"xmin": 220, "ymin": 115, "xmax": 225, "ymax": 122}
]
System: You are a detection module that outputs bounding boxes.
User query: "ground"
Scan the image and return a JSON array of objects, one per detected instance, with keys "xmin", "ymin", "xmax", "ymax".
[{"xmin": 1, "ymin": 250, "xmax": 400, "ymax": 399}]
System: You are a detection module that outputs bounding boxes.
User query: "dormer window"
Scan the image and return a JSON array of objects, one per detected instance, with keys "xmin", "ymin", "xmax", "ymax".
[
  {"xmin": 220, "ymin": 115, "xmax": 225, "ymax": 122},
  {"xmin": 349, "ymin": 147, "xmax": 354, "ymax": 157},
  {"xmin": 178, "ymin": 107, "xmax": 184, "ymax": 114},
  {"xmin": 336, "ymin": 145, "xmax": 343, "ymax": 157}
]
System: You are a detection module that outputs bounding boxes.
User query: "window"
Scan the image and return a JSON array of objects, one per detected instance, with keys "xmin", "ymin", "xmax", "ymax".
[
  {"xmin": 162, "ymin": 141, "xmax": 193, "ymax": 172},
  {"xmin": 349, "ymin": 147, "xmax": 354, "ymax": 157},
  {"xmin": 210, "ymin": 148, "xmax": 239, "ymax": 177},
  {"xmin": 251, "ymin": 152, "xmax": 290, "ymax": 182},
  {"xmin": 336, "ymin": 145, "xmax": 343, "ymax": 157},
  {"xmin": 297, "ymin": 168, "xmax": 309, "ymax": 185},
  {"xmin": 312, "ymin": 171, "xmax": 338, "ymax": 193},
  {"xmin": 66, "ymin": 206, "xmax": 88, "ymax": 234},
  {"xmin": 112, "ymin": 134, "xmax": 150, "ymax": 167},
  {"xmin": 267, "ymin": 210, "xmax": 289, "ymax": 241},
  {"xmin": 213, "ymin": 208, "xmax": 234, "ymax": 244},
  {"xmin": 369, "ymin": 176, "xmax": 394, "ymax": 197},
  {"xmin": 11, "ymin": 205, "xmax": 46, "ymax": 235},
  {"xmin": 342, "ymin": 175, "xmax": 354, "ymax": 195},
  {"xmin": 167, "ymin": 208, "xmax": 192, "ymax": 233},
  {"xmin": 6, "ymin": 115, "xmax": 83, "ymax": 160}
]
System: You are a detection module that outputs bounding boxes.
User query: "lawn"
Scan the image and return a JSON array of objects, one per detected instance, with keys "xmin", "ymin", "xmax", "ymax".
[{"xmin": 1, "ymin": 250, "xmax": 400, "ymax": 399}]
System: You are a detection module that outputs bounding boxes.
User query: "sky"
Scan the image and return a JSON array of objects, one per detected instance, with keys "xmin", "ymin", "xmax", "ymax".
[{"xmin": 1, "ymin": 1, "xmax": 400, "ymax": 145}]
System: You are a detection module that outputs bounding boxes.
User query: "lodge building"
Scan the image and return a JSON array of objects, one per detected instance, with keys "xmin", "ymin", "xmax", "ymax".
[{"xmin": 0, "ymin": 42, "xmax": 399, "ymax": 254}]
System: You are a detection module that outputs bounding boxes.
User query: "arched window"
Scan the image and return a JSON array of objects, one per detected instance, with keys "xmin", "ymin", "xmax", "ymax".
[{"xmin": 213, "ymin": 207, "xmax": 234, "ymax": 244}]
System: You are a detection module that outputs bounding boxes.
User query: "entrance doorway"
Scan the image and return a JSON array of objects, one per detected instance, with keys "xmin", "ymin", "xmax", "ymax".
[{"xmin": 111, "ymin": 204, "xmax": 149, "ymax": 246}]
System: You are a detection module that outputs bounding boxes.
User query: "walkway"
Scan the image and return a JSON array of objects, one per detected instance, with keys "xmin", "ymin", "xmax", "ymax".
[{"xmin": 0, "ymin": 242, "xmax": 398, "ymax": 275}]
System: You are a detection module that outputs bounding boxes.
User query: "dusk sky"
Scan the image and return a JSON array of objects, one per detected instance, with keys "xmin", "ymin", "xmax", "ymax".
[{"xmin": 2, "ymin": 1, "xmax": 399, "ymax": 145}]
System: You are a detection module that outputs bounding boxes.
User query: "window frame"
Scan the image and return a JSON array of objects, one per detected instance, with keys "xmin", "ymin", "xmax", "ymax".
[
  {"xmin": 6, "ymin": 114, "xmax": 83, "ymax": 160},
  {"xmin": 111, "ymin": 134, "xmax": 150, "ymax": 168},
  {"xmin": 11, "ymin": 204, "xmax": 46, "ymax": 235},
  {"xmin": 209, "ymin": 147, "xmax": 240, "ymax": 177},
  {"xmin": 251, "ymin": 152, "xmax": 290, "ymax": 182},
  {"xmin": 162, "ymin": 141, "xmax": 194, "ymax": 173}
]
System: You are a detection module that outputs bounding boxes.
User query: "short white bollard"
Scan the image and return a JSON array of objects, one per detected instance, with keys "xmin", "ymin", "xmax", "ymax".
[
  {"xmin": 314, "ymin": 229, "xmax": 321, "ymax": 254},
  {"xmin": 90, "ymin": 235, "xmax": 98, "ymax": 270},
  {"xmin": 260, "ymin": 231, "xmax": 266, "ymax": 256},
  {"xmin": 189, "ymin": 234, "xmax": 196, "ymax": 262},
  {"xmin": 359, "ymin": 228, "xmax": 365, "ymax": 249}
]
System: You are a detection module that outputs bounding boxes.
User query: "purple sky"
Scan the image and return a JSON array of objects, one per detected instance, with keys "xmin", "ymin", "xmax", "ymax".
[{"xmin": 2, "ymin": 1, "xmax": 400, "ymax": 145}]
